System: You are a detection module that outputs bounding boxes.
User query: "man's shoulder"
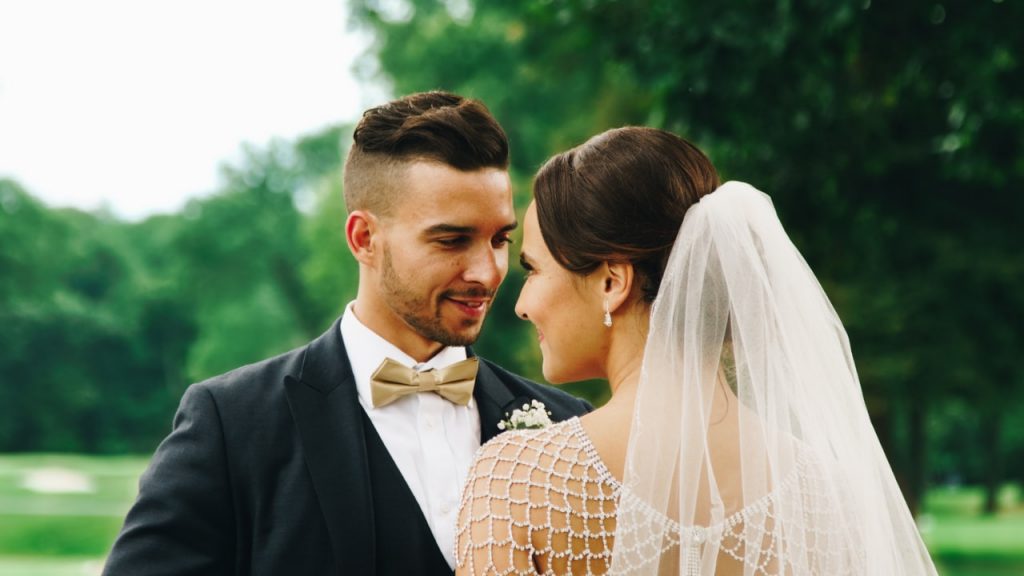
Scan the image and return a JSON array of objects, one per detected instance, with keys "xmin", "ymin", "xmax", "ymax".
[
  {"xmin": 189, "ymin": 342, "xmax": 309, "ymax": 403},
  {"xmin": 171, "ymin": 340, "xmax": 330, "ymax": 445},
  {"xmin": 478, "ymin": 357, "xmax": 593, "ymax": 413}
]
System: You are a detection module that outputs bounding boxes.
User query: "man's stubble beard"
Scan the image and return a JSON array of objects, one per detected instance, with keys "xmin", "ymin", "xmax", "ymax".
[{"xmin": 380, "ymin": 246, "xmax": 489, "ymax": 347}]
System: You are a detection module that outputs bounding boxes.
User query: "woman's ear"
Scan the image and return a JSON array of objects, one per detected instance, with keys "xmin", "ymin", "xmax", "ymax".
[
  {"xmin": 346, "ymin": 210, "xmax": 379, "ymax": 266},
  {"xmin": 599, "ymin": 260, "xmax": 634, "ymax": 314}
]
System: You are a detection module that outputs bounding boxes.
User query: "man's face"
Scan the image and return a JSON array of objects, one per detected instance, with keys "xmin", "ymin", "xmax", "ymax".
[{"xmin": 373, "ymin": 161, "xmax": 515, "ymax": 349}]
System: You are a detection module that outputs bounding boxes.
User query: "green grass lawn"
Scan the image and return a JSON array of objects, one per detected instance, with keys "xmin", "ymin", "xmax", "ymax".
[
  {"xmin": 0, "ymin": 557, "xmax": 106, "ymax": 576},
  {"xmin": 1, "ymin": 453, "xmax": 1021, "ymax": 575},
  {"xmin": 922, "ymin": 484, "xmax": 1024, "ymax": 575},
  {"xmin": 0, "ymin": 454, "xmax": 147, "ymax": 574}
]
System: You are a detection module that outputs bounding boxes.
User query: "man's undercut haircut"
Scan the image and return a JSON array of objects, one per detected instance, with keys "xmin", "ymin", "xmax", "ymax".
[{"xmin": 343, "ymin": 91, "xmax": 510, "ymax": 216}]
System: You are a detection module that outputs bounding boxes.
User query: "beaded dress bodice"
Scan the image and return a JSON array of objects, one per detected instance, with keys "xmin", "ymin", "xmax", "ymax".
[{"xmin": 455, "ymin": 417, "xmax": 861, "ymax": 576}]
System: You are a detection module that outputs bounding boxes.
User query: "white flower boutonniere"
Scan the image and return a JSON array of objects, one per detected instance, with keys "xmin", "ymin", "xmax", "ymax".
[{"xmin": 497, "ymin": 400, "xmax": 553, "ymax": 431}]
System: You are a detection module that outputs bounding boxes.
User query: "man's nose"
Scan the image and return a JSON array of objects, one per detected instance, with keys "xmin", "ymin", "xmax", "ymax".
[{"xmin": 463, "ymin": 245, "xmax": 504, "ymax": 288}]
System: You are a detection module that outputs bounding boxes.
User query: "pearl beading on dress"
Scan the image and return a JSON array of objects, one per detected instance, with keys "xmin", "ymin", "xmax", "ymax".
[{"xmin": 456, "ymin": 417, "xmax": 862, "ymax": 575}]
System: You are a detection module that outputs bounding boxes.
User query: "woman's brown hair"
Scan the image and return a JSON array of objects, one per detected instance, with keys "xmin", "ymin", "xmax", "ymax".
[{"xmin": 533, "ymin": 127, "xmax": 720, "ymax": 302}]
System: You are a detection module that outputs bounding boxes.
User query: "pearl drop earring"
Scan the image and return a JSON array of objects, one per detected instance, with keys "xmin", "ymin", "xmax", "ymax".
[{"xmin": 603, "ymin": 300, "xmax": 613, "ymax": 328}]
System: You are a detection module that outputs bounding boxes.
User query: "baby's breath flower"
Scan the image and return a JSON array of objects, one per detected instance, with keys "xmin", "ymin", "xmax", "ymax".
[{"xmin": 498, "ymin": 399, "xmax": 553, "ymax": 431}]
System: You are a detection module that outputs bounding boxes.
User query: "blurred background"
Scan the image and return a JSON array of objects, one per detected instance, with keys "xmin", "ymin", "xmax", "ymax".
[{"xmin": 1, "ymin": 0, "xmax": 1021, "ymax": 574}]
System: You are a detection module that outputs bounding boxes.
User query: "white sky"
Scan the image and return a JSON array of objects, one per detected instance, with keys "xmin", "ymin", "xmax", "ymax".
[{"xmin": 0, "ymin": 0, "xmax": 385, "ymax": 220}]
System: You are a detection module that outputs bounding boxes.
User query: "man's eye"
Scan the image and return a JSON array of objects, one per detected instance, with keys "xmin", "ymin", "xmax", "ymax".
[
  {"xmin": 437, "ymin": 237, "xmax": 469, "ymax": 247},
  {"xmin": 494, "ymin": 235, "xmax": 513, "ymax": 247}
]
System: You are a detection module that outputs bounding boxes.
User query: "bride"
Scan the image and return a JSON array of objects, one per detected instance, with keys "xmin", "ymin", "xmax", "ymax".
[{"xmin": 454, "ymin": 127, "xmax": 937, "ymax": 575}]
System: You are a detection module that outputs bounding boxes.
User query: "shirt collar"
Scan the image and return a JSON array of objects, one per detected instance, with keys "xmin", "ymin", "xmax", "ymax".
[{"xmin": 339, "ymin": 302, "xmax": 468, "ymax": 409}]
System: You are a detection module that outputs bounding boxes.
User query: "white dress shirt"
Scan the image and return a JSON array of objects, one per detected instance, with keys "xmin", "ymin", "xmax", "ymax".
[{"xmin": 339, "ymin": 303, "xmax": 482, "ymax": 569}]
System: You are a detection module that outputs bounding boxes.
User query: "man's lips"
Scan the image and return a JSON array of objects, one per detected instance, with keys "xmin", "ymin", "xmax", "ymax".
[
  {"xmin": 446, "ymin": 297, "xmax": 489, "ymax": 308},
  {"xmin": 445, "ymin": 296, "xmax": 490, "ymax": 316}
]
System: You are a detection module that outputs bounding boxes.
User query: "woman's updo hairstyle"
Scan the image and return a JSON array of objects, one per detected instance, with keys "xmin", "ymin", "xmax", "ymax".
[{"xmin": 533, "ymin": 127, "xmax": 720, "ymax": 302}]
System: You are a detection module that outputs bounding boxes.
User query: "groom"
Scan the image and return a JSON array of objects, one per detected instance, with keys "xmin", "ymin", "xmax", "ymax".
[{"xmin": 103, "ymin": 91, "xmax": 591, "ymax": 575}]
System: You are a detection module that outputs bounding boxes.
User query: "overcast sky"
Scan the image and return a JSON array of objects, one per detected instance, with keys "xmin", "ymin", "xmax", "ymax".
[{"xmin": 0, "ymin": 0, "xmax": 384, "ymax": 220}]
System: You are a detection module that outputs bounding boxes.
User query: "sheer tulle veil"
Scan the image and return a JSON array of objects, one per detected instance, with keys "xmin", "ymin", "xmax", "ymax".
[{"xmin": 609, "ymin": 182, "xmax": 937, "ymax": 575}]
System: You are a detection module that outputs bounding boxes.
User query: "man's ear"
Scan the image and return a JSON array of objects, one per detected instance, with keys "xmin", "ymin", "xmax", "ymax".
[
  {"xmin": 599, "ymin": 260, "xmax": 634, "ymax": 314},
  {"xmin": 346, "ymin": 210, "xmax": 379, "ymax": 266}
]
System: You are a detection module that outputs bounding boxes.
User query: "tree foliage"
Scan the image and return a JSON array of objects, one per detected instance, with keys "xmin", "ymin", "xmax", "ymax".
[
  {"xmin": 0, "ymin": 180, "xmax": 195, "ymax": 452},
  {"xmin": 0, "ymin": 124, "xmax": 354, "ymax": 453}
]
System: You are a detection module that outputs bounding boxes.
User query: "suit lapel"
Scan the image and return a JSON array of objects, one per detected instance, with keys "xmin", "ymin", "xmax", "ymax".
[
  {"xmin": 283, "ymin": 332, "xmax": 522, "ymax": 571},
  {"xmin": 471, "ymin": 357, "xmax": 516, "ymax": 444},
  {"xmin": 284, "ymin": 319, "xmax": 375, "ymax": 575}
]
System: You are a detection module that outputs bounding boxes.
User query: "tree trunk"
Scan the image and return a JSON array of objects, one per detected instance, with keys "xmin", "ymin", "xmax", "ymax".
[
  {"xmin": 272, "ymin": 255, "xmax": 325, "ymax": 339},
  {"xmin": 982, "ymin": 406, "xmax": 1003, "ymax": 515},
  {"xmin": 906, "ymin": 398, "xmax": 927, "ymax": 518},
  {"xmin": 866, "ymin": 392, "xmax": 917, "ymax": 514}
]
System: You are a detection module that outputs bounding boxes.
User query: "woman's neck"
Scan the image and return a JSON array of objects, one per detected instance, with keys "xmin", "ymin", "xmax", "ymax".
[
  {"xmin": 607, "ymin": 355, "xmax": 642, "ymax": 398},
  {"xmin": 603, "ymin": 310, "xmax": 648, "ymax": 410}
]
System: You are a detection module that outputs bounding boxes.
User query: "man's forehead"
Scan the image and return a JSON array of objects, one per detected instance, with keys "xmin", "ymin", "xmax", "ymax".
[{"xmin": 391, "ymin": 164, "xmax": 514, "ymax": 218}]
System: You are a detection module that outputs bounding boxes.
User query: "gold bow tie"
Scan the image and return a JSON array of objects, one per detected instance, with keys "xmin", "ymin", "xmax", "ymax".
[{"xmin": 369, "ymin": 357, "xmax": 478, "ymax": 408}]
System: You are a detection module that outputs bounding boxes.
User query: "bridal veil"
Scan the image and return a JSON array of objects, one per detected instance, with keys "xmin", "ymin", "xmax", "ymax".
[{"xmin": 609, "ymin": 182, "xmax": 937, "ymax": 575}]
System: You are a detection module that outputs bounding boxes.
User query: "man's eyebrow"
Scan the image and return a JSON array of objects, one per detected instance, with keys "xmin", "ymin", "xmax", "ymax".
[
  {"xmin": 424, "ymin": 224, "xmax": 475, "ymax": 235},
  {"xmin": 423, "ymin": 221, "xmax": 519, "ymax": 235}
]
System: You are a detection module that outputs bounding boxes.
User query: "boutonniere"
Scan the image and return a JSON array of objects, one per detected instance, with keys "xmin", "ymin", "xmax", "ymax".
[{"xmin": 497, "ymin": 399, "xmax": 553, "ymax": 431}]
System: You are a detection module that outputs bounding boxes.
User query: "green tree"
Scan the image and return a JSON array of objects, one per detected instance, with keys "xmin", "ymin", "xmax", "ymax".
[
  {"xmin": 0, "ymin": 180, "xmax": 196, "ymax": 452},
  {"xmin": 172, "ymin": 127, "xmax": 352, "ymax": 381}
]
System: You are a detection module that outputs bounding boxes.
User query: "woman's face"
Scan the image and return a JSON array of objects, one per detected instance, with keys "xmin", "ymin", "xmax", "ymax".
[{"xmin": 514, "ymin": 201, "xmax": 608, "ymax": 383}]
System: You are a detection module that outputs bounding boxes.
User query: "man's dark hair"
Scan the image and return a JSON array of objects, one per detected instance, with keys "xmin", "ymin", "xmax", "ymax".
[{"xmin": 343, "ymin": 91, "xmax": 510, "ymax": 216}]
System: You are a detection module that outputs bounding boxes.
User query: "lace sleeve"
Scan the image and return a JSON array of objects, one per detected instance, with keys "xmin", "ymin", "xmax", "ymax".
[
  {"xmin": 455, "ymin": 435, "xmax": 536, "ymax": 575},
  {"xmin": 456, "ymin": 419, "xmax": 621, "ymax": 575}
]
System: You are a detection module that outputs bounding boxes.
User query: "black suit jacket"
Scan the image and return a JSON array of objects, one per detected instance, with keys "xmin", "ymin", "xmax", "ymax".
[{"xmin": 103, "ymin": 317, "xmax": 592, "ymax": 575}]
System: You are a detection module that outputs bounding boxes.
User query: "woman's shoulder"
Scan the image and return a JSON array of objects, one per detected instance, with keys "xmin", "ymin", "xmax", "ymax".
[
  {"xmin": 459, "ymin": 421, "xmax": 587, "ymax": 536},
  {"xmin": 474, "ymin": 417, "xmax": 585, "ymax": 469},
  {"xmin": 470, "ymin": 417, "xmax": 609, "ymax": 490},
  {"xmin": 468, "ymin": 416, "xmax": 618, "ymax": 499}
]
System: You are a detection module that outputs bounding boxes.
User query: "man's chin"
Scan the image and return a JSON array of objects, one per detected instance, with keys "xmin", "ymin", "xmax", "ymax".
[
  {"xmin": 439, "ymin": 325, "xmax": 483, "ymax": 348},
  {"xmin": 406, "ymin": 315, "xmax": 484, "ymax": 348}
]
